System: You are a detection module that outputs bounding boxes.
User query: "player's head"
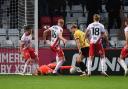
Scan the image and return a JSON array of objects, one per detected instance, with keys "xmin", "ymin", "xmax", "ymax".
[
  {"xmin": 24, "ymin": 25, "xmax": 32, "ymax": 35},
  {"xmin": 71, "ymin": 24, "xmax": 78, "ymax": 33},
  {"xmin": 124, "ymin": 18, "xmax": 128, "ymax": 26},
  {"xmin": 58, "ymin": 19, "xmax": 64, "ymax": 27},
  {"xmin": 37, "ymin": 70, "xmax": 42, "ymax": 75},
  {"xmin": 93, "ymin": 14, "xmax": 100, "ymax": 22}
]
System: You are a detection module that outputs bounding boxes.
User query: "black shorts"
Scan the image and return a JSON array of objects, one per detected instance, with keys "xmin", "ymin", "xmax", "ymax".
[{"xmin": 81, "ymin": 47, "xmax": 89, "ymax": 57}]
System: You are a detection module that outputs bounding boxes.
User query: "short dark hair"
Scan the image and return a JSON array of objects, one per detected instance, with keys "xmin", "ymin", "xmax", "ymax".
[
  {"xmin": 71, "ymin": 24, "xmax": 78, "ymax": 29},
  {"xmin": 24, "ymin": 25, "xmax": 32, "ymax": 31}
]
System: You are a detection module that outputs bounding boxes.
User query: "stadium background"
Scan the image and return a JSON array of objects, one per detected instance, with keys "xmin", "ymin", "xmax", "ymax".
[{"xmin": 0, "ymin": 0, "xmax": 128, "ymax": 75}]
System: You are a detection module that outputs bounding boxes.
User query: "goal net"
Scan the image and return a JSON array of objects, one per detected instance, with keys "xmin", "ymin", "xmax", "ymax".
[{"xmin": 0, "ymin": 0, "xmax": 38, "ymax": 74}]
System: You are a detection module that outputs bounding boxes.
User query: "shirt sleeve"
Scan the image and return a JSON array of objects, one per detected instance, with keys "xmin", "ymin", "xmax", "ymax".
[
  {"xmin": 101, "ymin": 25, "xmax": 105, "ymax": 33},
  {"xmin": 86, "ymin": 24, "xmax": 91, "ymax": 30},
  {"xmin": 49, "ymin": 26, "xmax": 54, "ymax": 31},
  {"xmin": 74, "ymin": 32, "xmax": 79, "ymax": 40},
  {"xmin": 21, "ymin": 34, "xmax": 25, "ymax": 41}
]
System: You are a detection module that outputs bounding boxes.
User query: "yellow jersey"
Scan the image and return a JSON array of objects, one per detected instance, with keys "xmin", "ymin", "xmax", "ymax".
[{"xmin": 74, "ymin": 29, "xmax": 89, "ymax": 48}]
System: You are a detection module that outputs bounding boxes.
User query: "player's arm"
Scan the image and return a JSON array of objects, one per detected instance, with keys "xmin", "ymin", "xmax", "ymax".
[
  {"xmin": 58, "ymin": 32, "xmax": 67, "ymax": 45},
  {"xmin": 43, "ymin": 29, "xmax": 50, "ymax": 44},
  {"xmin": 75, "ymin": 38, "xmax": 81, "ymax": 54},
  {"xmin": 125, "ymin": 31, "xmax": 128, "ymax": 48},
  {"xmin": 103, "ymin": 31, "xmax": 109, "ymax": 43},
  {"xmin": 19, "ymin": 40, "xmax": 24, "ymax": 52},
  {"xmin": 85, "ymin": 24, "xmax": 91, "ymax": 40}
]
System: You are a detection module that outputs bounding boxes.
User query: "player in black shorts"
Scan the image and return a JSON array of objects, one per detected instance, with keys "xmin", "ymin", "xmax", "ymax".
[{"xmin": 70, "ymin": 24, "xmax": 90, "ymax": 76}]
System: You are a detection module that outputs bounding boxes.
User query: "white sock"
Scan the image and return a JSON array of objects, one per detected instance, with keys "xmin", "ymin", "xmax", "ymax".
[
  {"xmin": 118, "ymin": 58, "xmax": 127, "ymax": 71},
  {"xmin": 87, "ymin": 59, "xmax": 92, "ymax": 75},
  {"xmin": 32, "ymin": 63, "xmax": 39, "ymax": 74},
  {"xmin": 23, "ymin": 60, "xmax": 29, "ymax": 74},
  {"xmin": 53, "ymin": 60, "xmax": 64, "ymax": 73},
  {"xmin": 56, "ymin": 55, "xmax": 59, "ymax": 63},
  {"xmin": 101, "ymin": 57, "xmax": 106, "ymax": 73}
]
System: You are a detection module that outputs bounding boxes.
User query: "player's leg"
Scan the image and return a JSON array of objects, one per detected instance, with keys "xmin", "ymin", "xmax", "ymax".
[
  {"xmin": 87, "ymin": 44, "xmax": 94, "ymax": 76},
  {"xmin": 99, "ymin": 44, "xmax": 108, "ymax": 77},
  {"xmin": 22, "ymin": 49, "xmax": 31, "ymax": 74},
  {"xmin": 77, "ymin": 47, "xmax": 89, "ymax": 76},
  {"xmin": 118, "ymin": 48, "xmax": 128, "ymax": 76},
  {"xmin": 76, "ymin": 54, "xmax": 86, "ymax": 76},
  {"xmin": 100, "ymin": 56, "xmax": 108, "ymax": 77},
  {"xmin": 22, "ymin": 59, "xmax": 30, "ymax": 74},
  {"xmin": 87, "ymin": 56, "xmax": 93, "ymax": 76},
  {"xmin": 29, "ymin": 48, "xmax": 39, "ymax": 74},
  {"xmin": 53, "ymin": 47, "xmax": 65, "ymax": 74}
]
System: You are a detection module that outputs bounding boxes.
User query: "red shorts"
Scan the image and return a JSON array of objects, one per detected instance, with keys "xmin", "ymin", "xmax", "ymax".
[
  {"xmin": 89, "ymin": 43, "xmax": 105, "ymax": 57},
  {"xmin": 50, "ymin": 45, "xmax": 64, "ymax": 57},
  {"xmin": 39, "ymin": 65, "xmax": 53, "ymax": 75},
  {"xmin": 22, "ymin": 47, "xmax": 37, "ymax": 60},
  {"xmin": 120, "ymin": 47, "xmax": 128, "ymax": 58}
]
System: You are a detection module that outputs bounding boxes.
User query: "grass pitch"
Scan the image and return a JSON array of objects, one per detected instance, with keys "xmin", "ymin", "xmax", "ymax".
[{"xmin": 0, "ymin": 75, "xmax": 128, "ymax": 89}]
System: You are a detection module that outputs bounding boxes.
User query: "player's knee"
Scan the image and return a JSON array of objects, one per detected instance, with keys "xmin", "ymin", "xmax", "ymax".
[{"xmin": 76, "ymin": 56, "xmax": 82, "ymax": 63}]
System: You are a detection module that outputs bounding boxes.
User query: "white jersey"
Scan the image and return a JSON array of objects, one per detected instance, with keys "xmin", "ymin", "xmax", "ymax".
[
  {"xmin": 21, "ymin": 33, "xmax": 32, "ymax": 47},
  {"xmin": 87, "ymin": 22, "xmax": 105, "ymax": 44},
  {"xmin": 49, "ymin": 25, "xmax": 63, "ymax": 46}
]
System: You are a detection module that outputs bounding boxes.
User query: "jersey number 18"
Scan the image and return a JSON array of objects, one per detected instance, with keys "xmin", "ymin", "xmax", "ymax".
[{"xmin": 92, "ymin": 27, "xmax": 100, "ymax": 35}]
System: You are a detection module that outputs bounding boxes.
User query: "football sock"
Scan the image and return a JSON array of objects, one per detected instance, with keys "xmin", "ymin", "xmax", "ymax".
[
  {"xmin": 22, "ymin": 60, "xmax": 29, "ymax": 74},
  {"xmin": 53, "ymin": 59, "xmax": 64, "ymax": 73},
  {"xmin": 87, "ymin": 59, "xmax": 92, "ymax": 75},
  {"xmin": 101, "ymin": 57, "xmax": 106, "ymax": 73},
  {"xmin": 56, "ymin": 55, "xmax": 59, "ymax": 63},
  {"xmin": 32, "ymin": 63, "xmax": 39, "ymax": 73},
  {"xmin": 118, "ymin": 58, "xmax": 127, "ymax": 71}
]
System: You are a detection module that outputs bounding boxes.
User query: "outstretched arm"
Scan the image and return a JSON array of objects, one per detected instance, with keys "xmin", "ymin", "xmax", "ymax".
[
  {"xmin": 75, "ymin": 38, "xmax": 81, "ymax": 54},
  {"xmin": 125, "ymin": 31, "xmax": 128, "ymax": 48},
  {"xmin": 43, "ymin": 29, "xmax": 50, "ymax": 44},
  {"xmin": 102, "ymin": 31, "xmax": 109, "ymax": 47},
  {"xmin": 58, "ymin": 32, "xmax": 67, "ymax": 45}
]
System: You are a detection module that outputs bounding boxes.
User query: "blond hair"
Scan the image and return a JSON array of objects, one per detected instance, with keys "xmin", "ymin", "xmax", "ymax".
[{"xmin": 93, "ymin": 14, "xmax": 100, "ymax": 21}]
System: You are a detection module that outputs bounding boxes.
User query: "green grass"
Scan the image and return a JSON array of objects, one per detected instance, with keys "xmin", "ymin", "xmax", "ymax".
[{"xmin": 0, "ymin": 75, "xmax": 128, "ymax": 89}]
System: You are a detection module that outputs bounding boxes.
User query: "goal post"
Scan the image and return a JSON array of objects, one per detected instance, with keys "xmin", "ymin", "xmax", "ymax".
[
  {"xmin": 0, "ymin": 0, "xmax": 38, "ymax": 74},
  {"xmin": 34, "ymin": 0, "xmax": 38, "ymax": 54}
]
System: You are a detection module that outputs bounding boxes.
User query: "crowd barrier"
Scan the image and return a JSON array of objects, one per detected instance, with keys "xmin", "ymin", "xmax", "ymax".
[{"xmin": 0, "ymin": 48, "xmax": 128, "ymax": 75}]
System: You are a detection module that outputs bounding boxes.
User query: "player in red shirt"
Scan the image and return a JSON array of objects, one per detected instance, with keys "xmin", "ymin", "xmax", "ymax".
[
  {"xmin": 20, "ymin": 25, "xmax": 39, "ymax": 74},
  {"xmin": 43, "ymin": 19, "xmax": 67, "ymax": 74},
  {"xmin": 118, "ymin": 19, "xmax": 128, "ymax": 76},
  {"xmin": 86, "ymin": 14, "xmax": 109, "ymax": 76}
]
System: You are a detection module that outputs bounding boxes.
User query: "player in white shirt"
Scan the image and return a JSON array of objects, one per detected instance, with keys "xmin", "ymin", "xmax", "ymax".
[
  {"xmin": 86, "ymin": 14, "xmax": 109, "ymax": 76},
  {"xmin": 43, "ymin": 19, "xmax": 67, "ymax": 74},
  {"xmin": 20, "ymin": 25, "xmax": 39, "ymax": 75},
  {"xmin": 118, "ymin": 19, "xmax": 128, "ymax": 76}
]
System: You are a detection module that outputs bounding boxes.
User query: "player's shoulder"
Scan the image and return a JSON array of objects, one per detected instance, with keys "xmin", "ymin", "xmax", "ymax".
[
  {"xmin": 74, "ymin": 29, "xmax": 81, "ymax": 35},
  {"xmin": 51, "ymin": 25, "xmax": 63, "ymax": 30},
  {"xmin": 99, "ymin": 22, "xmax": 104, "ymax": 27},
  {"xmin": 21, "ymin": 33, "xmax": 25, "ymax": 40},
  {"xmin": 124, "ymin": 26, "xmax": 128, "ymax": 32}
]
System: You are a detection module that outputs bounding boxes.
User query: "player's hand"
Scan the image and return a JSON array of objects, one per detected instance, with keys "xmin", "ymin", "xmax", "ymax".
[
  {"xmin": 63, "ymin": 39, "xmax": 67, "ymax": 46},
  {"xmin": 106, "ymin": 42, "xmax": 110, "ymax": 48},
  {"xmin": 79, "ymin": 49, "xmax": 82, "ymax": 54},
  {"xmin": 43, "ymin": 25, "xmax": 50, "ymax": 29},
  {"xmin": 124, "ymin": 45, "xmax": 128, "ymax": 51}
]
